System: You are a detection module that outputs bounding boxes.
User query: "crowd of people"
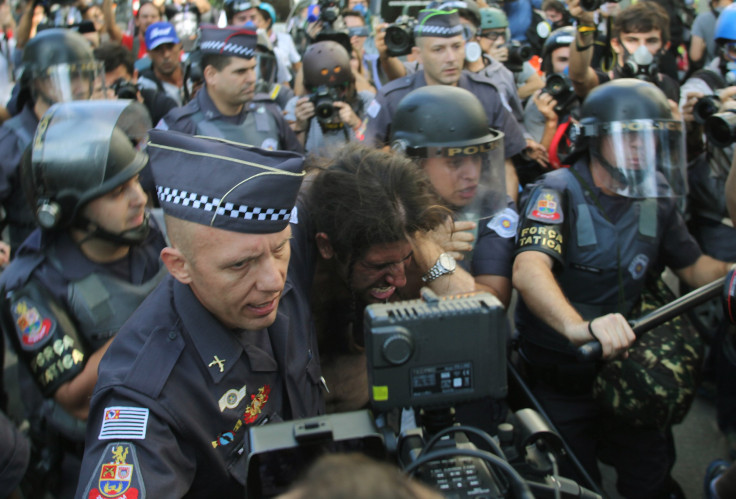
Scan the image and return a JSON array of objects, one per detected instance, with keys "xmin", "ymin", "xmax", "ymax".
[{"xmin": 0, "ymin": 0, "xmax": 735, "ymax": 497}]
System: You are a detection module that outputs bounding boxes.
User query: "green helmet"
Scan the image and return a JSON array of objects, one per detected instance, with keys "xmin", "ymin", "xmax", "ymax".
[{"xmin": 479, "ymin": 7, "xmax": 508, "ymax": 30}]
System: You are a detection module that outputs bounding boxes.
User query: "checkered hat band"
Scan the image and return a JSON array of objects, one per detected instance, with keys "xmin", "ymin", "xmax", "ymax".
[
  {"xmin": 415, "ymin": 24, "xmax": 464, "ymax": 36},
  {"xmin": 200, "ymin": 40, "xmax": 255, "ymax": 57},
  {"xmin": 157, "ymin": 186, "xmax": 291, "ymax": 221}
]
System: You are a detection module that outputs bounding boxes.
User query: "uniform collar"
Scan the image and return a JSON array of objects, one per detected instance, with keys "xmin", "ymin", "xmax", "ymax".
[{"xmin": 198, "ymin": 84, "xmax": 249, "ymax": 123}]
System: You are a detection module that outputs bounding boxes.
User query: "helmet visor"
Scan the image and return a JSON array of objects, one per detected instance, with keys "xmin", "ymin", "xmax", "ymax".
[
  {"xmin": 589, "ymin": 119, "xmax": 687, "ymax": 198},
  {"xmin": 34, "ymin": 61, "xmax": 103, "ymax": 103},
  {"xmin": 420, "ymin": 129, "xmax": 507, "ymax": 218},
  {"xmin": 254, "ymin": 51, "xmax": 277, "ymax": 92}
]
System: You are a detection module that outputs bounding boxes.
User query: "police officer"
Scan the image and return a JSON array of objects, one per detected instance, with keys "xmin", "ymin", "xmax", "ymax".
[
  {"xmin": 0, "ymin": 28, "xmax": 101, "ymax": 253},
  {"xmin": 159, "ymin": 25, "xmax": 302, "ymax": 152},
  {"xmin": 390, "ymin": 85, "xmax": 515, "ymax": 308},
  {"xmin": 0, "ymin": 100, "xmax": 167, "ymax": 497},
  {"xmin": 76, "ymin": 130, "xmax": 323, "ymax": 498},
  {"xmin": 288, "ymin": 40, "xmax": 374, "ymax": 155},
  {"xmin": 512, "ymin": 79, "xmax": 733, "ymax": 498},
  {"xmin": 362, "ymin": 8, "xmax": 526, "ymax": 200}
]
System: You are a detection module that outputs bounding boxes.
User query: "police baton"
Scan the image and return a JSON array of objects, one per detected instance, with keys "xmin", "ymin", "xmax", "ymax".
[{"xmin": 576, "ymin": 269, "xmax": 736, "ymax": 361}]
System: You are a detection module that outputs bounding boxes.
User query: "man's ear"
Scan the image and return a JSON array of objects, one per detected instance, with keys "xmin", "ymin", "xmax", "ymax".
[
  {"xmin": 203, "ymin": 64, "xmax": 218, "ymax": 86},
  {"xmin": 315, "ymin": 232, "xmax": 335, "ymax": 260},
  {"xmin": 160, "ymin": 246, "xmax": 192, "ymax": 284}
]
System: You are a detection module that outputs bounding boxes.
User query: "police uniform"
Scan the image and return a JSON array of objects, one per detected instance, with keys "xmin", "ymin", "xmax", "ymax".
[
  {"xmin": 514, "ymin": 160, "xmax": 701, "ymax": 497},
  {"xmin": 363, "ymin": 70, "xmax": 527, "ymax": 158},
  {"xmin": 158, "ymin": 26, "xmax": 302, "ymax": 153},
  {"xmin": 0, "ymin": 103, "xmax": 39, "ymax": 251},
  {"xmin": 76, "ymin": 130, "xmax": 323, "ymax": 498},
  {"xmin": 462, "ymin": 196, "xmax": 517, "ymax": 279}
]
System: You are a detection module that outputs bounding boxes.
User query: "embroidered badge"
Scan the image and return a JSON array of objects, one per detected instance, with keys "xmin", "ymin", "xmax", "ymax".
[
  {"xmin": 487, "ymin": 208, "xmax": 519, "ymax": 239},
  {"xmin": 211, "ymin": 385, "xmax": 271, "ymax": 448},
  {"xmin": 208, "ymin": 355, "xmax": 226, "ymax": 373},
  {"xmin": 366, "ymin": 100, "xmax": 381, "ymax": 119},
  {"xmin": 628, "ymin": 253, "xmax": 649, "ymax": 280},
  {"xmin": 529, "ymin": 190, "xmax": 563, "ymax": 223},
  {"xmin": 11, "ymin": 299, "xmax": 55, "ymax": 350},
  {"xmin": 218, "ymin": 385, "xmax": 247, "ymax": 412},
  {"xmin": 83, "ymin": 443, "xmax": 144, "ymax": 499},
  {"xmin": 99, "ymin": 407, "xmax": 149, "ymax": 440},
  {"xmin": 260, "ymin": 138, "xmax": 278, "ymax": 151}
]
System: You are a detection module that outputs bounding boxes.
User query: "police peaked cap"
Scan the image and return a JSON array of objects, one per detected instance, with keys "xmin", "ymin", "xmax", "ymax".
[
  {"xmin": 148, "ymin": 130, "xmax": 305, "ymax": 234},
  {"xmin": 414, "ymin": 9, "xmax": 465, "ymax": 38},
  {"xmin": 199, "ymin": 24, "xmax": 257, "ymax": 59}
]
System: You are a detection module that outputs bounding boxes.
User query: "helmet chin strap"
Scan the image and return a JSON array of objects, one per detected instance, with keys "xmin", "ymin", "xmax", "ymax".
[{"xmin": 74, "ymin": 212, "xmax": 151, "ymax": 247}]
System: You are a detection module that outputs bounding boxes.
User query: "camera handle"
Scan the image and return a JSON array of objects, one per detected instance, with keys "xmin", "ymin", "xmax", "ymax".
[{"xmin": 576, "ymin": 272, "xmax": 731, "ymax": 361}]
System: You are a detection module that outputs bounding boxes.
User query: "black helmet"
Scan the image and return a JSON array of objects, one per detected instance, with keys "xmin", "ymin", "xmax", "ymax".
[
  {"xmin": 390, "ymin": 85, "xmax": 501, "ymax": 156},
  {"xmin": 575, "ymin": 79, "xmax": 685, "ymax": 198},
  {"xmin": 224, "ymin": 0, "xmax": 257, "ymax": 22},
  {"xmin": 21, "ymin": 28, "xmax": 99, "ymax": 104},
  {"xmin": 22, "ymin": 101, "xmax": 151, "ymax": 241},
  {"xmin": 540, "ymin": 26, "xmax": 574, "ymax": 74},
  {"xmin": 302, "ymin": 41, "xmax": 352, "ymax": 89}
]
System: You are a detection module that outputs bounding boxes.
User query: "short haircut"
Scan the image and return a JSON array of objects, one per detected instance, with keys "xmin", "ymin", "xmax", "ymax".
[
  {"xmin": 136, "ymin": 0, "xmax": 163, "ymax": 17},
  {"xmin": 307, "ymin": 144, "xmax": 449, "ymax": 262},
  {"xmin": 94, "ymin": 41, "xmax": 135, "ymax": 76},
  {"xmin": 541, "ymin": 0, "xmax": 566, "ymax": 13},
  {"xmin": 202, "ymin": 52, "xmax": 235, "ymax": 73},
  {"xmin": 612, "ymin": 1, "xmax": 670, "ymax": 46},
  {"xmin": 342, "ymin": 9, "xmax": 366, "ymax": 25}
]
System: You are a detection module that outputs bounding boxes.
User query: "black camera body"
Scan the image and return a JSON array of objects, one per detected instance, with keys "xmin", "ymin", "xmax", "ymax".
[
  {"xmin": 502, "ymin": 41, "xmax": 533, "ymax": 73},
  {"xmin": 365, "ymin": 289, "xmax": 508, "ymax": 412},
  {"xmin": 385, "ymin": 15, "xmax": 417, "ymax": 57},
  {"xmin": 111, "ymin": 78, "xmax": 139, "ymax": 100},
  {"xmin": 309, "ymin": 85, "xmax": 340, "ymax": 123},
  {"xmin": 581, "ymin": 0, "xmax": 620, "ymax": 11},
  {"xmin": 542, "ymin": 73, "xmax": 577, "ymax": 116},
  {"xmin": 318, "ymin": 0, "xmax": 342, "ymax": 25}
]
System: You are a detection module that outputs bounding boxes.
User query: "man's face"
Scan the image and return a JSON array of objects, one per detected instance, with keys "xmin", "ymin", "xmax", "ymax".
[
  {"xmin": 208, "ymin": 56, "xmax": 258, "ymax": 107},
  {"xmin": 417, "ymin": 35, "xmax": 464, "ymax": 86},
  {"xmin": 82, "ymin": 175, "xmax": 148, "ymax": 235},
  {"xmin": 231, "ymin": 7, "xmax": 265, "ymax": 28},
  {"xmin": 149, "ymin": 42, "xmax": 182, "ymax": 76},
  {"xmin": 344, "ymin": 14, "xmax": 367, "ymax": 53},
  {"xmin": 350, "ymin": 240, "xmax": 413, "ymax": 304},
  {"xmin": 478, "ymin": 29, "xmax": 505, "ymax": 54},
  {"xmin": 185, "ymin": 225, "xmax": 292, "ymax": 330},
  {"xmin": 37, "ymin": 70, "xmax": 93, "ymax": 102},
  {"xmin": 136, "ymin": 3, "xmax": 161, "ymax": 36},
  {"xmin": 422, "ymin": 155, "xmax": 482, "ymax": 208},
  {"xmin": 613, "ymin": 29, "xmax": 664, "ymax": 66},
  {"xmin": 104, "ymin": 64, "xmax": 134, "ymax": 87},
  {"xmin": 545, "ymin": 8, "xmax": 563, "ymax": 24},
  {"xmin": 550, "ymin": 45, "xmax": 570, "ymax": 74}
]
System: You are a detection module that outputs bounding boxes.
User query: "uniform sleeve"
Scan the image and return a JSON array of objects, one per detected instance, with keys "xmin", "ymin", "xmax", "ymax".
[
  {"xmin": 274, "ymin": 108, "xmax": 304, "ymax": 153},
  {"xmin": 659, "ymin": 201, "xmax": 702, "ymax": 271},
  {"xmin": 471, "ymin": 203, "xmax": 518, "ymax": 278},
  {"xmin": 484, "ymin": 89, "xmax": 527, "ymax": 158},
  {"xmin": 77, "ymin": 392, "xmax": 196, "ymax": 499},
  {"xmin": 0, "ymin": 129, "xmax": 22, "ymax": 202},
  {"xmin": 362, "ymin": 90, "xmax": 392, "ymax": 147},
  {"xmin": 515, "ymin": 183, "xmax": 567, "ymax": 266}
]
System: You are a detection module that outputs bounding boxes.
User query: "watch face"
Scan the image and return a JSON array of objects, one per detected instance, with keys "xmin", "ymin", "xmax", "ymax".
[{"xmin": 439, "ymin": 253, "xmax": 456, "ymax": 272}]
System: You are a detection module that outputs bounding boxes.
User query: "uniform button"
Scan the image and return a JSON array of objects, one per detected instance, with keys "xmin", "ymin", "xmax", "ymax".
[{"xmin": 168, "ymin": 331, "xmax": 177, "ymax": 341}]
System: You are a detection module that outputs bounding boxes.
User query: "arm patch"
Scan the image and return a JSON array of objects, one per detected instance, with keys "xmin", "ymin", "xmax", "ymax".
[
  {"xmin": 525, "ymin": 188, "xmax": 564, "ymax": 224},
  {"xmin": 516, "ymin": 186, "xmax": 567, "ymax": 263}
]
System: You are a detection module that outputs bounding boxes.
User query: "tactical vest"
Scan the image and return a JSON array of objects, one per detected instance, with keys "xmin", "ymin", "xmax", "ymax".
[{"xmin": 191, "ymin": 101, "xmax": 281, "ymax": 149}]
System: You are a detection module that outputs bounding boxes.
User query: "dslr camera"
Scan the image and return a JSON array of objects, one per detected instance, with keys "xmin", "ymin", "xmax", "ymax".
[
  {"xmin": 502, "ymin": 40, "xmax": 533, "ymax": 73},
  {"xmin": 706, "ymin": 110, "xmax": 736, "ymax": 147},
  {"xmin": 385, "ymin": 15, "xmax": 417, "ymax": 57},
  {"xmin": 541, "ymin": 73, "xmax": 577, "ymax": 116},
  {"xmin": 309, "ymin": 85, "xmax": 340, "ymax": 123},
  {"xmin": 693, "ymin": 95, "xmax": 736, "ymax": 125},
  {"xmin": 110, "ymin": 78, "xmax": 139, "ymax": 100}
]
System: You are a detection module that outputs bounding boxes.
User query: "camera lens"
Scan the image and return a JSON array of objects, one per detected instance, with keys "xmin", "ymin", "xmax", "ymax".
[{"xmin": 706, "ymin": 111, "xmax": 736, "ymax": 147}]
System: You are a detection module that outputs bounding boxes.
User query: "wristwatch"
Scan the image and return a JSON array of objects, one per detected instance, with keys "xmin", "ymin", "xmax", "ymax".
[{"xmin": 421, "ymin": 253, "xmax": 457, "ymax": 283}]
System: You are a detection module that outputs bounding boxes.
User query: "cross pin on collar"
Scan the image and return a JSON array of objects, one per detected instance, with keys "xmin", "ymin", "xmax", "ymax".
[{"xmin": 209, "ymin": 355, "xmax": 226, "ymax": 373}]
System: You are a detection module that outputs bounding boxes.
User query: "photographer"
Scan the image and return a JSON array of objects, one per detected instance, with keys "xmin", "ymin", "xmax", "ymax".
[
  {"xmin": 568, "ymin": 0, "xmax": 680, "ymax": 102},
  {"xmin": 287, "ymin": 40, "xmax": 373, "ymax": 155},
  {"xmin": 94, "ymin": 41, "xmax": 178, "ymax": 125}
]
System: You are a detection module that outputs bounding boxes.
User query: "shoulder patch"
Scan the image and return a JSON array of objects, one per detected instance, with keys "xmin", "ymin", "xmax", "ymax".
[
  {"xmin": 82, "ymin": 442, "xmax": 146, "ymax": 499},
  {"xmin": 260, "ymin": 137, "xmax": 278, "ymax": 151},
  {"xmin": 99, "ymin": 406, "xmax": 149, "ymax": 440},
  {"xmin": 366, "ymin": 99, "xmax": 381, "ymax": 119},
  {"xmin": 487, "ymin": 207, "xmax": 519, "ymax": 238},
  {"xmin": 527, "ymin": 188, "xmax": 564, "ymax": 224},
  {"xmin": 10, "ymin": 297, "xmax": 56, "ymax": 351}
]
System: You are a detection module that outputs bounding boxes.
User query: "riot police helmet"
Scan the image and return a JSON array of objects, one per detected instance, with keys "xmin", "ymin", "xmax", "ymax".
[
  {"xmin": 21, "ymin": 101, "xmax": 152, "ymax": 243},
  {"xmin": 576, "ymin": 79, "xmax": 686, "ymax": 198}
]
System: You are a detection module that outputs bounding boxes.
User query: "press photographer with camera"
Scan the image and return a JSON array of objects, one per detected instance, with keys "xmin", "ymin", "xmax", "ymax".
[
  {"xmin": 287, "ymin": 40, "xmax": 373, "ymax": 154},
  {"xmin": 94, "ymin": 41, "xmax": 178, "ymax": 126},
  {"xmin": 568, "ymin": 0, "xmax": 680, "ymax": 102}
]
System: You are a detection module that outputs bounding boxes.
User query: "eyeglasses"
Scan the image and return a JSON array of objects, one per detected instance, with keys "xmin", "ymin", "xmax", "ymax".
[{"xmin": 479, "ymin": 31, "xmax": 505, "ymax": 41}]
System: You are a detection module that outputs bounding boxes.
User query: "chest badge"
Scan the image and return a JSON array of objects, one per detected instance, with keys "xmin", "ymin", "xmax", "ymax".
[
  {"xmin": 218, "ymin": 385, "xmax": 247, "ymax": 412},
  {"xmin": 209, "ymin": 355, "xmax": 226, "ymax": 373}
]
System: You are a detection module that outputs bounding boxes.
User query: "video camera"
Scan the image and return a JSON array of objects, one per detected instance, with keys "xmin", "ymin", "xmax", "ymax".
[
  {"xmin": 308, "ymin": 0, "xmax": 352, "ymax": 53},
  {"xmin": 385, "ymin": 15, "xmax": 418, "ymax": 57},
  {"xmin": 541, "ymin": 73, "xmax": 577, "ymax": 117},
  {"xmin": 502, "ymin": 41, "xmax": 533, "ymax": 73},
  {"xmin": 309, "ymin": 85, "xmax": 340, "ymax": 123}
]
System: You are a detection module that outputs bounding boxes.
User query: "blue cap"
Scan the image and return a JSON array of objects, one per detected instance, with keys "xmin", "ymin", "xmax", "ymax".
[
  {"xmin": 148, "ymin": 130, "xmax": 305, "ymax": 234},
  {"xmin": 145, "ymin": 21, "xmax": 180, "ymax": 50}
]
